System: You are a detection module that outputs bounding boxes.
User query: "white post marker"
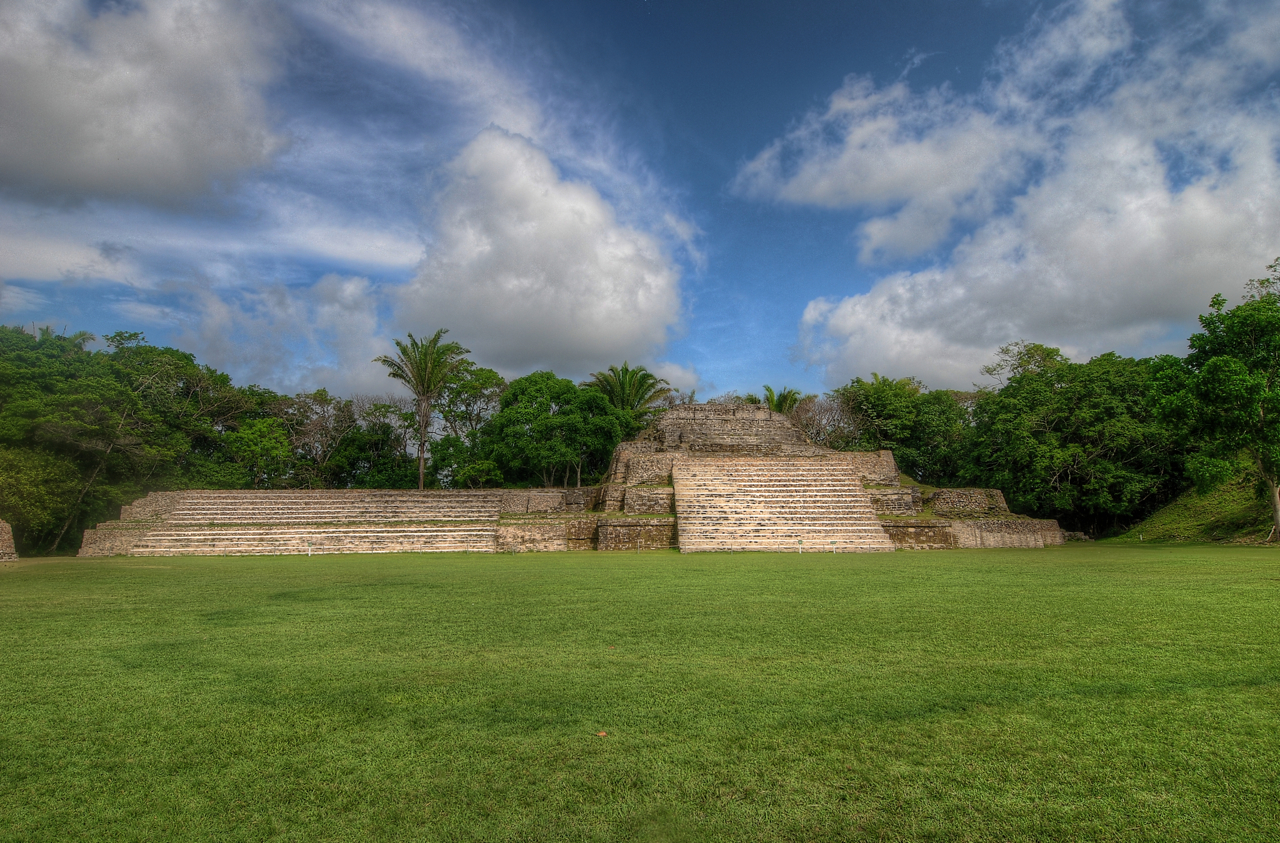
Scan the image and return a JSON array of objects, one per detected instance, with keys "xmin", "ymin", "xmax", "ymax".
[
  {"xmin": 798, "ymin": 540, "xmax": 802, "ymax": 554},
  {"xmin": 831, "ymin": 540, "xmax": 837, "ymax": 553},
  {"xmin": 307, "ymin": 541, "xmax": 312, "ymax": 557}
]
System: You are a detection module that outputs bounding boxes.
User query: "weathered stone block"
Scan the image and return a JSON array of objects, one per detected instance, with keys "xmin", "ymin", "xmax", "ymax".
[
  {"xmin": 839, "ymin": 451, "xmax": 901, "ymax": 486},
  {"xmin": 867, "ymin": 486, "xmax": 922, "ymax": 515},
  {"xmin": 950, "ymin": 518, "xmax": 1063, "ymax": 548},
  {"xmin": 599, "ymin": 484, "xmax": 627, "ymax": 512},
  {"xmin": 527, "ymin": 491, "xmax": 566, "ymax": 513},
  {"xmin": 879, "ymin": 519, "xmax": 957, "ymax": 550},
  {"xmin": 496, "ymin": 522, "xmax": 567, "ymax": 552},
  {"xmin": 78, "ymin": 522, "xmax": 153, "ymax": 557},
  {"xmin": 501, "ymin": 489, "xmax": 570, "ymax": 514},
  {"xmin": 597, "ymin": 517, "xmax": 678, "ymax": 550},
  {"xmin": 119, "ymin": 490, "xmax": 190, "ymax": 521},
  {"xmin": 566, "ymin": 517, "xmax": 599, "ymax": 550},
  {"xmin": 928, "ymin": 488, "xmax": 1010, "ymax": 517},
  {"xmin": 880, "ymin": 516, "xmax": 1064, "ymax": 550},
  {"xmin": 0, "ymin": 519, "xmax": 17, "ymax": 560},
  {"xmin": 625, "ymin": 454, "xmax": 676, "ymax": 485},
  {"xmin": 563, "ymin": 487, "xmax": 600, "ymax": 512},
  {"xmin": 624, "ymin": 486, "xmax": 675, "ymax": 515}
]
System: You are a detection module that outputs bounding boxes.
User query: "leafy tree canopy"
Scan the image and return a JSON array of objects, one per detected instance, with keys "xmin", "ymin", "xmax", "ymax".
[{"xmin": 1158, "ymin": 258, "xmax": 1280, "ymax": 534}]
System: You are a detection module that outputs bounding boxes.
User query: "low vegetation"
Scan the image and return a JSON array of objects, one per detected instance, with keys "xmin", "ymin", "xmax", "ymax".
[
  {"xmin": 1111, "ymin": 471, "xmax": 1274, "ymax": 544},
  {"xmin": 2, "ymin": 547, "xmax": 1277, "ymax": 841}
]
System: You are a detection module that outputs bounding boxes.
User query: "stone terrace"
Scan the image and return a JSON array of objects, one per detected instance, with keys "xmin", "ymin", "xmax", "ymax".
[
  {"xmin": 80, "ymin": 490, "xmax": 501, "ymax": 557},
  {"xmin": 672, "ymin": 456, "xmax": 894, "ymax": 553}
]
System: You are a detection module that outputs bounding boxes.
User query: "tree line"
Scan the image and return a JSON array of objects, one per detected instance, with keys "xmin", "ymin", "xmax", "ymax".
[{"xmin": 2, "ymin": 260, "xmax": 1277, "ymax": 553}]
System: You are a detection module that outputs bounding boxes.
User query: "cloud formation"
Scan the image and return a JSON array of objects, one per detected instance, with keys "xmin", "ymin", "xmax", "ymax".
[
  {"xmin": 0, "ymin": 0, "xmax": 285, "ymax": 205},
  {"xmin": 738, "ymin": 0, "xmax": 1280, "ymax": 386},
  {"xmin": 397, "ymin": 128, "xmax": 682, "ymax": 378},
  {"xmin": 165, "ymin": 274, "xmax": 391, "ymax": 396}
]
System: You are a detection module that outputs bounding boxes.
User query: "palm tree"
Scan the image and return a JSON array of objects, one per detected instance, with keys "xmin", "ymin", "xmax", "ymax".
[
  {"xmin": 581, "ymin": 362, "xmax": 672, "ymax": 416},
  {"xmin": 374, "ymin": 329, "xmax": 470, "ymax": 489},
  {"xmin": 762, "ymin": 385, "xmax": 805, "ymax": 415}
]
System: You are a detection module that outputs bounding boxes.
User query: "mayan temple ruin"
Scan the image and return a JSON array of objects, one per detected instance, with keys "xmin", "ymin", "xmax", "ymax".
[
  {"xmin": 79, "ymin": 404, "xmax": 1064, "ymax": 557},
  {"xmin": 0, "ymin": 520, "xmax": 17, "ymax": 561}
]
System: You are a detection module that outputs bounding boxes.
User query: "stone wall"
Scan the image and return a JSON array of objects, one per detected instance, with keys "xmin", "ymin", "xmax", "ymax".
[
  {"xmin": 599, "ymin": 484, "xmax": 627, "ymax": 512},
  {"xmin": 879, "ymin": 519, "xmax": 958, "ymax": 550},
  {"xmin": 637, "ymin": 404, "xmax": 820, "ymax": 454},
  {"xmin": 867, "ymin": 486, "xmax": 922, "ymax": 515},
  {"xmin": 626, "ymin": 453, "xmax": 676, "ymax": 485},
  {"xmin": 950, "ymin": 519, "xmax": 1064, "ymax": 548},
  {"xmin": 928, "ymin": 488, "xmax": 1009, "ymax": 517},
  {"xmin": 597, "ymin": 517, "xmax": 678, "ymax": 551},
  {"xmin": 882, "ymin": 517, "xmax": 1065, "ymax": 550},
  {"xmin": 839, "ymin": 450, "xmax": 901, "ymax": 487},
  {"xmin": 0, "ymin": 519, "xmax": 16, "ymax": 561},
  {"xmin": 566, "ymin": 518, "xmax": 599, "ymax": 550},
  {"xmin": 624, "ymin": 487, "xmax": 675, "ymax": 515},
  {"xmin": 496, "ymin": 521, "xmax": 568, "ymax": 552},
  {"xmin": 119, "ymin": 490, "xmax": 191, "ymax": 521},
  {"xmin": 604, "ymin": 441, "xmax": 661, "ymax": 485},
  {"xmin": 78, "ymin": 522, "xmax": 155, "ymax": 557},
  {"xmin": 496, "ymin": 515, "xmax": 601, "ymax": 552},
  {"xmin": 500, "ymin": 487, "xmax": 600, "ymax": 514}
]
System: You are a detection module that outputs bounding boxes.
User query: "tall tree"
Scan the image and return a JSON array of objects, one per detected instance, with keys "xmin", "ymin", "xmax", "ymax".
[
  {"xmin": 486, "ymin": 372, "xmax": 630, "ymax": 487},
  {"xmin": 964, "ymin": 350, "xmax": 1183, "ymax": 535},
  {"xmin": 1159, "ymin": 259, "xmax": 1280, "ymax": 536},
  {"xmin": 373, "ymin": 330, "xmax": 470, "ymax": 489},
  {"xmin": 438, "ymin": 362, "xmax": 506, "ymax": 438},
  {"xmin": 762, "ymin": 385, "xmax": 806, "ymax": 414},
  {"xmin": 581, "ymin": 362, "xmax": 671, "ymax": 419}
]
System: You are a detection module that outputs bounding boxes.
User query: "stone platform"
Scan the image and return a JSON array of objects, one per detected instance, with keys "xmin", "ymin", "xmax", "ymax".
[{"xmin": 77, "ymin": 403, "xmax": 1064, "ymax": 556}]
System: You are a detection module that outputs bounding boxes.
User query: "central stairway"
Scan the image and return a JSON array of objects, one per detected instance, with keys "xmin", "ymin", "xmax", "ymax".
[{"xmin": 672, "ymin": 457, "xmax": 894, "ymax": 553}]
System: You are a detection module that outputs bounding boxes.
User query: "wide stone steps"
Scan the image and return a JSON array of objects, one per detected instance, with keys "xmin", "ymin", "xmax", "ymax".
[
  {"xmin": 673, "ymin": 458, "xmax": 894, "ymax": 553},
  {"xmin": 159, "ymin": 490, "xmax": 500, "ymax": 524},
  {"xmin": 130, "ymin": 523, "xmax": 497, "ymax": 556}
]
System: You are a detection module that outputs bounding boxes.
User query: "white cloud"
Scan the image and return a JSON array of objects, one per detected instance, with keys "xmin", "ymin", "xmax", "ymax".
[
  {"xmin": 300, "ymin": 0, "xmax": 702, "ymax": 269},
  {"xmin": 297, "ymin": 0, "xmax": 541, "ymax": 140},
  {"xmin": 0, "ymin": 226, "xmax": 125, "ymax": 281},
  {"xmin": 0, "ymin": 280, "xmax": 49, "ymax": 315},
  {"xmin": 743, "ymin": 0, "xmax": 1280, "ymax": 386},
  {"xmin": 648, "ymin": 361, "xmax": 702, "ymax": 392},
  {"xmin": 733, "ymin": 77, "xmax": 1036, "ymax": 261},
  {"xmin": 396, "ymin": 128, "xmax": 682, "ymax": 379},
  {"xmin": 161, "ymin": 274, "xmax": 391, "ymax": 396},
  {"xmin": 0, "ymin": 0, "xmax": 286, "ymax": 205}
]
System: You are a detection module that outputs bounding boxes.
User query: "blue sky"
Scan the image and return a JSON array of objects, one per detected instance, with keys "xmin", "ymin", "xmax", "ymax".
[{"xmin": 2, "ymin": 0, "xmax": 1278, "ymax": 397}]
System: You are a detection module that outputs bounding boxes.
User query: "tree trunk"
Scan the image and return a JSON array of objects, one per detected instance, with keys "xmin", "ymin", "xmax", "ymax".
[
  {"xmin": 48, "ymin": 449, "xmax": 109, "ymax": 554},
  {"xmin": 1267, "ymin": 473, "xmax": 1280, "ymax": 541},
  {"xmin": 417, "ymin": 441, "xmax": 426, "ymax": 490}
]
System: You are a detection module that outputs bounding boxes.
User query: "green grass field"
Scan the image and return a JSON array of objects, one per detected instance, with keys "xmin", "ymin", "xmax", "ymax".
[{"xmin": 2, "ymin": 547, "xmax": 1277, "ymax": 842}]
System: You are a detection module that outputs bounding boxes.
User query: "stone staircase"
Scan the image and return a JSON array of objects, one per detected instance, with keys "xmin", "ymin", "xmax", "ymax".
[
  {"xmin": 80, "ymin": 490, "xmax": 501, "ymax": 557},
  {"xmin": 672, "ymin": 457, "xmax": 895, "ymax": 553}
]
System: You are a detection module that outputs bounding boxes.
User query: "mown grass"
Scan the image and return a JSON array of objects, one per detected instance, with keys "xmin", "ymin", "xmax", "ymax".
[{"xmin": 1, "ymin": 546, "xmax": 1277, "ymax": 841}]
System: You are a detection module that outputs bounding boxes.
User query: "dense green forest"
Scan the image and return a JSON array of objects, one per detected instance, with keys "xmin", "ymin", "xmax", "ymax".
[{"xmin": 3, "ymin": 262, "xmax": 1278, "ymax": 554}]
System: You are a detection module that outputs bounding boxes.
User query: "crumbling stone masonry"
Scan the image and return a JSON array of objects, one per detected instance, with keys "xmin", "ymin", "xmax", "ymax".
[
  {"xmin": 597, "ymin": 517, "xmax": 678, "ymax": 551},
  {"xmin": 927, "ymin": 488, "xmax": 1011, "ymax": 517},
  {"xmin": 0, "ymin": 520, "xmax": 17, "ymax": 561},
  {"xmin": 881, "ymin": 518, "xmax": 1064, "ymax": 550}
]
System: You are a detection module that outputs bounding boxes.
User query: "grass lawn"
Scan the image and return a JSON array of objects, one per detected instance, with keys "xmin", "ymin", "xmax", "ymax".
[{"xmin": 1, "ymin": 546, "xmax": 1277, "ymax": 842}]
